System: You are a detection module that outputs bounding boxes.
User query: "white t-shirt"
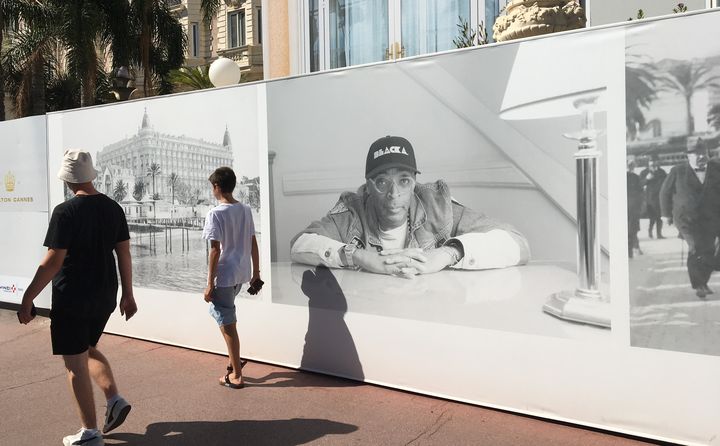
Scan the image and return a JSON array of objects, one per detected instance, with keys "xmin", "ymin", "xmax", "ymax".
[
  {"xmin": 202, "ymin": 202, "xmax": 256, "ymax": 287},
  {"xmin": 378, "ymin": 221, "xmax": 407, "ymax": 250}
]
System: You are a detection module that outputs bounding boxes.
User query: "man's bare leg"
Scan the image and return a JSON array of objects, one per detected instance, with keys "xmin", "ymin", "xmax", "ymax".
[
  {"xmin": 62, "ymin": 352, "xmax": 97, "ymax": 429},
  {"xmin": 88, "ymin": 346, "xmax": 118, "ymax": 399},
  {"xmin": 219, "ymin": 323, "xmax": 243, "ymax": 385}
]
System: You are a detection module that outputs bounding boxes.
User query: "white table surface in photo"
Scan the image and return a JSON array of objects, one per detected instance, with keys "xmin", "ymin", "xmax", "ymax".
[{"xmin": 270, "ymin": 262, "xmax": 611, "ymax": 341}]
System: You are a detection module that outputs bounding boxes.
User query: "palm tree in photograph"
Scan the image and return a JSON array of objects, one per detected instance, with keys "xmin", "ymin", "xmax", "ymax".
[
  {"xmin": 625, "ymin": 53, "xmax": 660, "ymax": 141},
  {"xmin": 167, "ymin": 172, "xmax": 180, "ymax": 205},
  {"xmin": 189, "ymin": 187, "xmax": 201, "ymax": 216},
  {"xmin": 146, "ymin": 161, "xmax": 161, "ymax": 197},
  {"xmin": 167, "ymin": 172, "xmax": 180, "ymax": 216},
  {"xmin": 132, "ymin": 179, "xmax": 145, "ymax": 202},
  {"xmin": 146, "ymin": 162, "xmax": 161, "ymax": 218},
  {"xmin": 658, "ymin": 61, "xmax": 720, "ymax": 135},
  {"xmin": 113, "ymin": 179, "xmax": 127, "ymax": 202},
  {"xmin": 708, "ymin": 104, "xmax": 720, "ymax": 132}
]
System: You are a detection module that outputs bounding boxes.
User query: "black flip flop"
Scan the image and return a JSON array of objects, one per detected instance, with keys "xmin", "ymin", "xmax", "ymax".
[{"xmin": 220, "ymin": 372, "xmax": 243, "ymax": 389}]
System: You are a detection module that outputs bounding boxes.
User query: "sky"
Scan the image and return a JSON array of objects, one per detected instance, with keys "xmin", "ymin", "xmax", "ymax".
[
  {"xmin": 626, "ymin": 10, "xmax": 720, "ymax": 62},
  {"xmin": 50, "ymin": 84, "xmax": 264, "ymax": 179}
]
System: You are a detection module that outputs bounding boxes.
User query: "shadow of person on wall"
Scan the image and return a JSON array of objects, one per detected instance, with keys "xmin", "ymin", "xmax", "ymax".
[
  {"xmin": 247, "ymin": 265, "xmax": 365, "ymax": 387},
  {"xmin": 105, "ymin": 418, "xmax": 358, "ymax": 445},
  {"xmin": 299, "ymin": 265, "xmax": 365, "ymax": 380}
]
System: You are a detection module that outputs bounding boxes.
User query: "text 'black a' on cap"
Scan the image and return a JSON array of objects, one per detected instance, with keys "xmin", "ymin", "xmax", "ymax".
[{"xmin": 365, "ymin": 135, "xmax": 421, "ymax": 179}]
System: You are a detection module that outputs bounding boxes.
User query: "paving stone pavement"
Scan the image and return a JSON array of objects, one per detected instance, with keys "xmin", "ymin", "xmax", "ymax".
[
  {"xmin": 630, "ymin": 221, "xmax": 720, "ymax": 356},
  {"xmin": 0, "ymin": 309, "xmax": 670, "ymax": 446}
]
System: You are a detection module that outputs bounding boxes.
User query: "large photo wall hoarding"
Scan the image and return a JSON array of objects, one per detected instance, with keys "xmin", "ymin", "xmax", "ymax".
[
  {"xmin": 26, "ymin": 10, "xmax": 720, "ymax": 446},
  {"xmin": 0, "ymin": 116, "xmax": 50, "ymax": 308},
  {"xmin": 46, "ymin": 85, "xmax": 271, "ymax": 353},
  {"xmin": 264, "ymin": 12, "xmax": 719, "ymax": 445}
]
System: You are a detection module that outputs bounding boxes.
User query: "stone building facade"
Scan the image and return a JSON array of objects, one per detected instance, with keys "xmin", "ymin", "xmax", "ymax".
[
  {"xmin": 170, "ymin": 0, "xmax": 263, "ymax": 82},
  {"xmin": 95, "ymin": 109, "xmax": 233, "ymax": 206}
]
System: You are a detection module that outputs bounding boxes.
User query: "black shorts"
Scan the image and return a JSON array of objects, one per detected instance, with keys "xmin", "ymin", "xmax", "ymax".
[{"xmin": 50, "ymin": 313, "xmax": 112, "ymax": 356}]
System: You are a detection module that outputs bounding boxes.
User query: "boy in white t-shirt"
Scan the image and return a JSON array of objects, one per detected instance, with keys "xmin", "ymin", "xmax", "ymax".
[{"xmin": 202, "ymin": 167, "xmax": 261, "ymax": 389}]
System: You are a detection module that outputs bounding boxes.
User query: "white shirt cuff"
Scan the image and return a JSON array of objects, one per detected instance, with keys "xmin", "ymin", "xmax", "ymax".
[
  {"xmin": 291, "ymin": 233, "xmax": 346, "ymax": 268},
  {"xmin": 450, "ymin": 230, "xmax": 523, "ymax": 270}
]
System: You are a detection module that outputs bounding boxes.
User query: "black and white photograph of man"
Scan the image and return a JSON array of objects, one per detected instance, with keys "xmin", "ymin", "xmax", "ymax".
[
  {"xmin": 290, "ymin": 135, "xmax": 530, "ymax": 277},
  {"xmin": 640, "ymin": 154, "xmax": 667, "ymax": 240},
  {"xmin": 626, "ymin": 12, "xmax": 720, "ymax": 356},
  {"xmin": 660, "ymin": 137, "xmax": 720, "ymax": 298},
  {"xmin": 266, "ymin": 30, "xmax": 613, "ymax": 341}
]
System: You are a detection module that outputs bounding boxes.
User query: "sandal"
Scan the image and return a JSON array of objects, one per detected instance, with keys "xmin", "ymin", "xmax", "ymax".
[
  {"xmin": 226, "ymin": 359, "xmax": 248, "ymax": 374},
  {"xmin": 220, "ymin": 372, "xmax": 244, "ymax": 389}
]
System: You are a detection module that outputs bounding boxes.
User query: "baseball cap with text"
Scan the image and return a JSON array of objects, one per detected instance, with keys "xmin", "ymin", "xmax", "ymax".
[{"xmin": 365, "ymin": 135, "xmax": 420, "ymax": 179}]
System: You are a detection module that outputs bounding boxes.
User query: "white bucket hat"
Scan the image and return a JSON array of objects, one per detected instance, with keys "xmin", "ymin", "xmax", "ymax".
[{"xmin": 57, "ymin": 149, "xmax": 97, "ymax": 184}]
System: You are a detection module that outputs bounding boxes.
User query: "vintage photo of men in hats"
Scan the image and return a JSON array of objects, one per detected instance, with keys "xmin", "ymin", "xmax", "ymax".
[{"xmin": 625, "ymin": 17, "xmax": 720, "ymax": 356}]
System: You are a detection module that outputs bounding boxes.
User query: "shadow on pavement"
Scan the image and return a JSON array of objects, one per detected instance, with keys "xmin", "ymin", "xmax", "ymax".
[
  {"xmin": 105, "ymin": 418, "xmax": 358, "ymax": 445},
  {"xmin": 243, "ymin": 368, "xmax": 363, "ymax": 388}
]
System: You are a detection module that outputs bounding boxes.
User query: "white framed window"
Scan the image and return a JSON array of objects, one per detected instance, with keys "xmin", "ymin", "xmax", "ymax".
[
  {"xmin": 191, "ymin": 22, "xmax": 199, "ymax": 57},
  {"xmin": 295, "ymin": 1, "xmax": 615, "ymax": 72},
  {"xmin": 301, "ymin": 0, "xmax": 491, "ymax": 73},
  {"xmin": 228, "ymin": 10, "xmax": 246, "ymax": 48}
]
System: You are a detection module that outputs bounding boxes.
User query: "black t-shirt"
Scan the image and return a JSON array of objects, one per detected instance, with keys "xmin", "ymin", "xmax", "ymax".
[{"xmin": 44, "ymin": 194, "xmax": 130, "ymax": 317}]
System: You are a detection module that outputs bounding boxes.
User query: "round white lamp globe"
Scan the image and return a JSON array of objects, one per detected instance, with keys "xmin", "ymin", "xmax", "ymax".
[{"xmin": 208, "ymin": 57, "xmax": 241, "ymax": 87}]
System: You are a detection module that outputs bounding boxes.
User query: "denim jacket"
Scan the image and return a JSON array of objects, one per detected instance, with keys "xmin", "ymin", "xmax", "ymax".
[{"xmin": 290, "ymin": 180, "xmax": 530, "ymax": 270}]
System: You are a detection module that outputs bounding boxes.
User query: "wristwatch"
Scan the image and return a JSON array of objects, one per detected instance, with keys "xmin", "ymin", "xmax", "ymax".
[
  {"xmin": 442, "ymin": 240, "xmax": 464, "ymax": 266},
  {"xmin": 341, "ymin": 243, "xmax": 358, "ymax": 268}
]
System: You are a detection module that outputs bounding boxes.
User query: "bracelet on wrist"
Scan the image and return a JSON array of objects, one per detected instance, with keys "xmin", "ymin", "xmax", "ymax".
[{"xmin": 441, "ymin": 245, "xmax": 461, "ymax": 266}]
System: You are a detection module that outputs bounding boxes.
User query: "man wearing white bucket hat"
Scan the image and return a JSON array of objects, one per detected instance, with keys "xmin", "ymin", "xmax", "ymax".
[{"xmin": 18, "ymin": 149, "xmax": 137, "ymax": 446}]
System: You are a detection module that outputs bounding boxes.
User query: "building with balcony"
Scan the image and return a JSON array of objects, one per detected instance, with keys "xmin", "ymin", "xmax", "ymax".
[{"xmin": 170, "ymin": 0, "xmax": 264, "ymax": 82}]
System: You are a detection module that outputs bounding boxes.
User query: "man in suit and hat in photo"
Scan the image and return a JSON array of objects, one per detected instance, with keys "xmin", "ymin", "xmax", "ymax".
[
  {"xmin": 660, "ymin": 136, "xmax": 720, "ymax": 298},
  {"xmin": 640, "ymin": 154, "xmax": 668, "ymax": 239},
  {"xmin": 627, "ymin": 157, "xmax": 643, "ymax": 258},
  {"xmin": 290, "ymin": 135, "xmax": 530, "ymax": 277}
]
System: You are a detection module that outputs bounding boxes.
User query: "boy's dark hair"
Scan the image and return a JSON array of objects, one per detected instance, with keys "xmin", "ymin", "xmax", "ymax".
[{"xmin": 209, "ymin": 167, "xmax": 236, "ymax": 193}]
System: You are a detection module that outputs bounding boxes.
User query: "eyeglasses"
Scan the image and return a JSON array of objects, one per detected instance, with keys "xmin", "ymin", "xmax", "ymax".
[{"xmin": 368, "ymin": 176, "xmax": 415, "ymax": 194}]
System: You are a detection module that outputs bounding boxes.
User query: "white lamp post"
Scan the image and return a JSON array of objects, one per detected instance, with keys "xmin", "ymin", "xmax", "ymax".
[
  {"xmin": 500, "ymin": 39, "xmax": 611, "ymax": 328},
  {"xmin": 209, "ymin": 57, "xmax": 241, "ymax": 87}
]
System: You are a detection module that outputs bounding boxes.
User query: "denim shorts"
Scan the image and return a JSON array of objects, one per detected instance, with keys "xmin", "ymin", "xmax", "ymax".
[{"xmin": 209, "ymin": 284, "xmax": 242, "ymax": 326}]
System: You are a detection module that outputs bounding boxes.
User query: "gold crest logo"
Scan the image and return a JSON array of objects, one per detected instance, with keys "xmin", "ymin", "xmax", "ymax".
[{"xmin": 4, "ymin": 171, "xmax": 15, "ymax": 192}]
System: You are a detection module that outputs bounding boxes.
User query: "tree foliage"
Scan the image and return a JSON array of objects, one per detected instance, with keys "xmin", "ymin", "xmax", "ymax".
[
  {"xmin": 453, "ymin": 16, "xmax": 487, "ymax": 48},
  {"xmin": 1, "ymin": 0, "xmax": 186, "ymax": 120}
]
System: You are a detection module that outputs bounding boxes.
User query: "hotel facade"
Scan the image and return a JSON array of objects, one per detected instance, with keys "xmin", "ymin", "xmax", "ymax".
[{"xmin": 95, "ymin": 109, "xmax": 233, "ymax": 207}]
